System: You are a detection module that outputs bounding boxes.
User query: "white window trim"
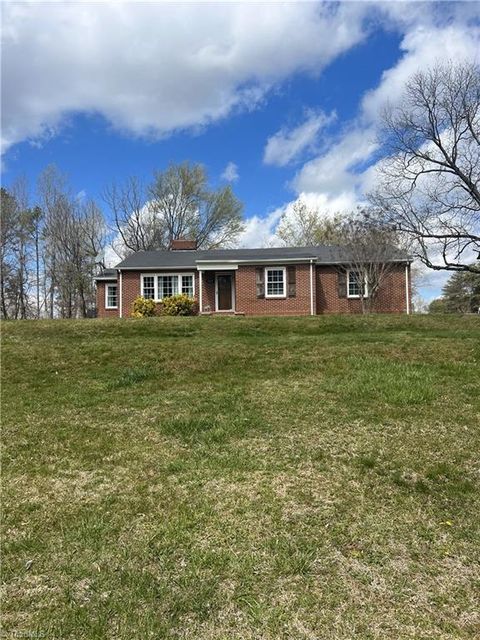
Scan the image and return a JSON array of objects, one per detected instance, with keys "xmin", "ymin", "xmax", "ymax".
[
  {"xmin": 347, "ymin": 269, "xmax": 368, "ymax": 299},
  {"xmin": 105, "ymin": 283, "xmax": 118, "ymax": 309},
  {"xmin": 141, "ymin": 272, "xmax": 195, "ymax": 302},
  {"xmin": 265, "ymin": 266, "xmax": 287, "ymax": 299}
]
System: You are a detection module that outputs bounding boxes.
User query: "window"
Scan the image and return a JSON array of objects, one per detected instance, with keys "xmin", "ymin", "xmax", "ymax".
[
  {"xmin": 181, "ymin": 274, "xmax": 194, "ymax": 297},
  {"xmin": 142, "ymin": 276, "xmax": 155, "ymax": 299},
  {"xmin": 141, "ymin": 273, "xmax": 195, "ymax": 301},
  {"xmin": 105, "ymin": 284, "xmax": 118, "ymax": 309},
  {"xmin": 347, "ymin": 270, "xmax": 368, "ymax": 298},
  {"xmin": 158, "ymin": 275, "xmax": 178, "ymax": 299},
  {"xmin": 265, "ymin": 267, "xmax": 286, "ymax": 298}
]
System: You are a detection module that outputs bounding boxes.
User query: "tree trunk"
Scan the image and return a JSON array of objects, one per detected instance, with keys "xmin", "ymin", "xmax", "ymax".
[{"xmin": 35, "ymin": 229, "xmax": 40, "ymax": 318}]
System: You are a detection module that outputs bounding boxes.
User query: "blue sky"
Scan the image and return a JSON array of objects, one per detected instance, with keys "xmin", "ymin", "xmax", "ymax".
[{"xmin": 1, "ymin": 1, "xmax": 479, "ymax": 302}]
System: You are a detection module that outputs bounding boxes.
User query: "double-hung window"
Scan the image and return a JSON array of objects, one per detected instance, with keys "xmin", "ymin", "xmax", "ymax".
[
  {"xmin": 347, "ymin": 270, "xmax": 368, "ymax": 298},
  {"xmin": 105, "ymin": 283, "xmax": 118, "ymax": 309},
  {"xmin": 265, "ymin": 267, "xmax": 286, "ymax": 298},
  {"xmin": 181, "ymin": 274, "xmax": 194, "ymax": 297},
  {"xmin": 142, "ymin": 276, "xmax": 155, "ymax": 300},
  {"xmin": 141, "ymin": 273, "xmax": 195, "ymax": 301}
]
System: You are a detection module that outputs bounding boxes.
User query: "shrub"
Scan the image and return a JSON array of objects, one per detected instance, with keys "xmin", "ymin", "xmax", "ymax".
[
  {"xmin": 131, "ymin": 296, "xmax": 157, "ymax": 318},
  {"xmin": 161, "ymin": 294, "xmax": 197, "ymax": 316}
]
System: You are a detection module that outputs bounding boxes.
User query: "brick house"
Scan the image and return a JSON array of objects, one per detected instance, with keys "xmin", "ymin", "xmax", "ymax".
[{"xmin": 95, "ymin": 240, "xmax": 412, "ymax": 318}]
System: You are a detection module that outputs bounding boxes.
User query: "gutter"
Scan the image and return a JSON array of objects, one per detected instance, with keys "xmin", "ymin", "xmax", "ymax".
[
  {"xmin": 119, "ymin": 269, "xmax": 123, "ymax": 319},
  {"xmin": 310, "ymin": 259, "xmax": 314, "ymax": 316},
  {"xmin": 405, "ymin": 264, "xmax": 410, "ymax": 315}
]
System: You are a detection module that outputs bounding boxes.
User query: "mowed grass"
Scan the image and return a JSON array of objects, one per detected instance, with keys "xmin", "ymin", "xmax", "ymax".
[{"xmin": 2, "ymin": 314, "xmax": 480, "ymax": 639}]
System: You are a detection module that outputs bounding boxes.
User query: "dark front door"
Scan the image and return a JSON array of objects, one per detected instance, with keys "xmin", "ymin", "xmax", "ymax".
[{"xmin": 217, "ymin": 275, "xmax": 233, "ymax": 311}]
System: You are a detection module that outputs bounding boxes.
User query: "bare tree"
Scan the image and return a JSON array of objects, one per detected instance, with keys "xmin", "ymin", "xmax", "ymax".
[
  {"xmin": 0, "ymin": 181, "xmax": 38, "ymax": 319},
  {"xmin": 0, "ymin": 187, "xmax": 18, "ymax": 319},
  {"xmin": 338, "ymin": 210, "xmax": 409, "ymax": 314},
  {"xmin": 38, "ymin": 165, "xmax": 68, "ymax": 318},
  {"xmin": 104, "ymin": 163, "xmax": 244, "ymax": 256},
  {"xmin": 38, "ymin": 165, "xmax": 107, "ymax": 318},
  {"xmin": 31, "ymin": 206, "xmax": 43, "ymax": 318},
  {"xmin": 74, "ymin": 200, "xmax": 107, "ymax": 317},
  {"xmin": 10, "ymin": 177, "xmax": 34, "ymax": 319},
  {"xmin": 370, "ymin": 62, "xmax": 480, "ymax": 274},
  {"xmin": 277, "ymin": 200, "xmax": 345, "ymax": 246},
  {"xmin": 102, "ymin": 176, "xmax": 151, "ymax": 257}
]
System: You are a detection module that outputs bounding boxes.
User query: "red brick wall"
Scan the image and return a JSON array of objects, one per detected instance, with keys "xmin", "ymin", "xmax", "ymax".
[
  {"xmin": 235, "ymin": 264, "xmax": 314, "ymax": 316},
  {"xmin": 316, "ymin": 264, "xmax": 410, "ymax": 314},
  {"xmin": 120, "ymin": 270, "xmax": 199, "ymax": 318},
  {"xmin": 96, "ymin": 280, "xmax": 119, "ymax": 318},
  {"xmin": 97, "ymin": 262, "xmax": 410, "ymax": 318},
  {"xmin": 120, "ymin": 271, "xmax": 140, "ymax": 318}
]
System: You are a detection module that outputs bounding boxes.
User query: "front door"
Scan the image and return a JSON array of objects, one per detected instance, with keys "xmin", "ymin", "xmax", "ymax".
[{"xmin": 216, "ymin": 274, "xmax": 233, "ymax": 311}]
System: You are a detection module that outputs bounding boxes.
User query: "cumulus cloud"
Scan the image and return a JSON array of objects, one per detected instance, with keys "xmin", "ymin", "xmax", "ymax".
[
  {"xmin": 221, "ymin": 162, "xmax": 239, "ymax": 182},
  {"xmin": 260, "ymin": 11, "xmax": 479, "ymax": 300},
  {"xmin": 268, "ymin": 16, "xmax": 480, "ymax": 302},
  {"xmin": 292, "ymin": 21, "xmax": 479, "ymax": 210},
  {"xmin": 1, "ymin": 1, "xmax": 369, "ymax": 153},
  {"xmin": 236, "ymin": 207, "xmax": 284, "ymax": 248},
  {"xmin": 263, "ymin": 110, "xmax": 335, "ymax": 167},
  {"xmin": 294, "ymin": 125, "xmax": 378, "ymax": 197}
]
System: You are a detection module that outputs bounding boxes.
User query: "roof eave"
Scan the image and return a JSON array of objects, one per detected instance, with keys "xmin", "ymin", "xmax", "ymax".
[
  {"xmin": 111, "ymin": 256, "xmax": 413, "ymax": 271},
  {"xmin": 94, "ymin": 275, "xmax": 118, "ymax": 281}
]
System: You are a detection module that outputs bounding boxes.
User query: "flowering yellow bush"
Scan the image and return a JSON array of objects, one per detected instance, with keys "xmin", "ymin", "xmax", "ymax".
[
  {"xmin": 161, "ymin": 294, "xmax": 197, "ymax": 316},
  {"xmin": 131, "ymin": 296, "xmax": 156, "ymax": 317}
]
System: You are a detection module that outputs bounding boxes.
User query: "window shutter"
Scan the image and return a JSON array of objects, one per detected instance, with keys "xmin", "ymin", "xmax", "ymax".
[
  {"xmin": 256, "ymin": 267, "xmax": 265, "ymax": 299},
  {"xmin": 287, "ymin": 266, "xmax": 296, "ymax": 297},
  {"xmin": 338, "ymin": 270, "xmax": 347, "ymax": 298}
]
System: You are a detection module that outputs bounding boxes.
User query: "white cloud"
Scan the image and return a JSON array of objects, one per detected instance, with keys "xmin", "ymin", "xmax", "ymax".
[
  {"xmin": 238, "ymin": 190, "xmax": 359, "ymax": 250},
  {"xmin": 263, "ymin": 110, "xmax": 335, "ymax": 167},
  {"xmin": 292, "ymin": 21, "xmax": 479, "ymax": 210},
  {"xmin": 104, "ymin": 243, "xmax": 121, "ymax": 269},
  {"xmin": 255, "ymin": 14, "xmax": 479, "ymax": 248},
  {"xmin": 237, "ymin": 207, "xmax": 284, "ymax": 248},
  {"xmin": 361, "ymin": 24, "xmax": 480, "ymax": 123},
  {"xmin": 1, "ymin": 1, "xmax": 369, "ymax": 153},
  {"xmin": 221, "ymin": 161, "xmax": 239, "ymax": 182},
  {"xmin": 294, "ymin": 125, "xmax": 378, "ymax": 197},
  {"xmin": 418, "ymin": 269, "xmax": 451, "ymax": 303}
]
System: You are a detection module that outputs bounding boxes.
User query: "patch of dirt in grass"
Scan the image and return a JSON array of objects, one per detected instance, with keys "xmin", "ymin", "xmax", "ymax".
[{"xmin": 8, "ymin": 467, "xmax": 135, "ymax": 507}]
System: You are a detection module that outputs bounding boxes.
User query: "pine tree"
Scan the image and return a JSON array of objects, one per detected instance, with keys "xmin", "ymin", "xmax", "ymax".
[{"xmin": 441, "ymin": 269, "xmax": 480, "ymax": 313}]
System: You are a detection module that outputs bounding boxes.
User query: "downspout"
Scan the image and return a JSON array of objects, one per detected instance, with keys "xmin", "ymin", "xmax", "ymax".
[
  {"xmin": 310, "ymin": 260, "xmax": 314, "ymax": 316},
  {"xmin": 119, "ymin": 269, "xmax": 123, "ymax": 318},
  {"xmin": 199, "ymin": 269, "xmax": 203, "ymax": 314},
  {"xmin": 405, "ymin": 263, "xmax": 410, "ymax": 315}
]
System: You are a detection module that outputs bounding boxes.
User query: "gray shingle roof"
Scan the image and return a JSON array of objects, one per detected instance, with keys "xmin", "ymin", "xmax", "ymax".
[{"xmin": 96, "ymin": 245, "xmax": 411, "ymax": 278}]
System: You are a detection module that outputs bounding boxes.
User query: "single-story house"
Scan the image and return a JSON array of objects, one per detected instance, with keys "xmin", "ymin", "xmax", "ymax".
[{"xmin": 95, "ymin": 240, "xmax": 412, "ymax": 317}]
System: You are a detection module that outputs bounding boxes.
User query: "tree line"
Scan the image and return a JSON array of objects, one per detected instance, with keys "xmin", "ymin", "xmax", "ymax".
[
  {"xmin": 1, "ymin": 167, "xmax": 106, "ymax": 319},
  {"xmin": 1, "ymin": 61, "xmax": 478, "ymax": 318},
  {"xmin": 0, "ymin": 164, "xmax": 244, "ymax": 319}
]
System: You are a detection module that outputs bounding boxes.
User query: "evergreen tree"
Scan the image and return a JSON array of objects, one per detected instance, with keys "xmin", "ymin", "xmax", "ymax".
[{"xmin": 441, "ymin": 269, "xmax": 480, "ymax": 313}]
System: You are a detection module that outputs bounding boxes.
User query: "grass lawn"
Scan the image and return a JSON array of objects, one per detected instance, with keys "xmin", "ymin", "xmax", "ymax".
[{"xmin": 2, "ymin": 314, "xmax": 480, "ymax": 639}]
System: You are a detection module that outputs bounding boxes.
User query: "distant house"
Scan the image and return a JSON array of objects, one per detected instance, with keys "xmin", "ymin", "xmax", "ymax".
[{"xmin": 95, "ymin": 240, "xmax": 411, "ymax": 317}]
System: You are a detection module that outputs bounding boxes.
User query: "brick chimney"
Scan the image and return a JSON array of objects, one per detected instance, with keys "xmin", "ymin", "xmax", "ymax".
[{"xmin": 170, "ymin": 238, "xmax": 197, "ymax": 251}]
